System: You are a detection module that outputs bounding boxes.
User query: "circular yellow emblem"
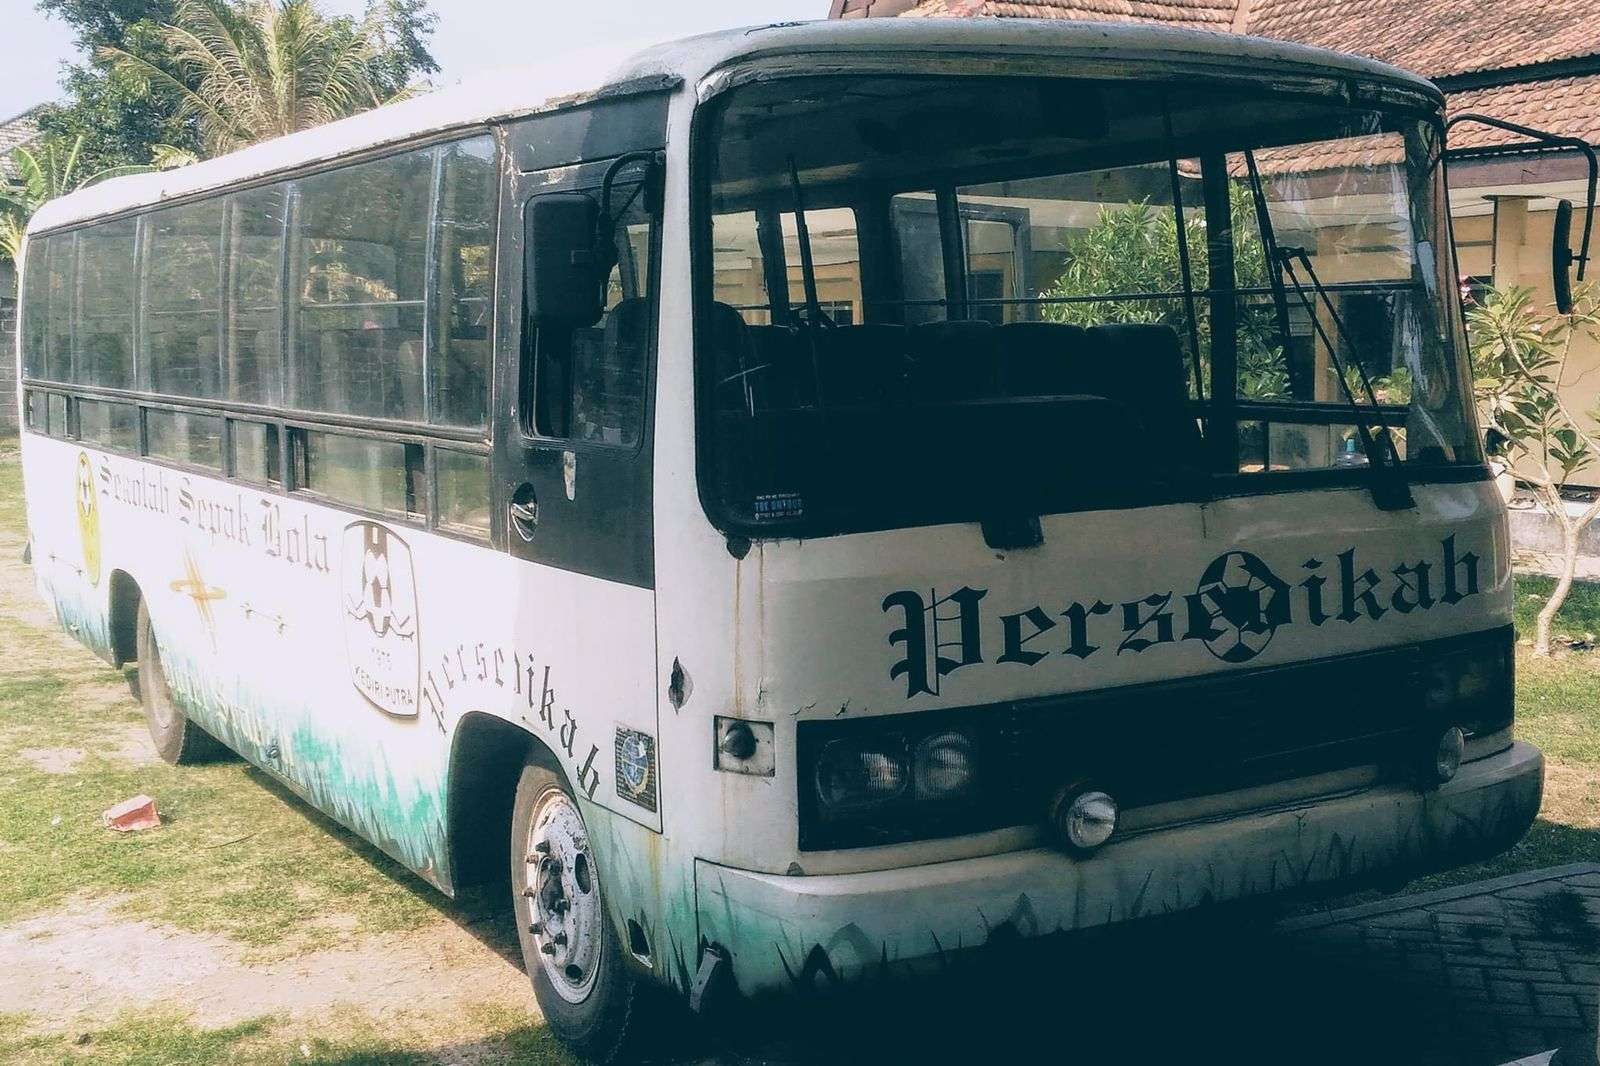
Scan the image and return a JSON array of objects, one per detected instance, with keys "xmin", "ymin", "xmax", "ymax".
[{"xmin": 75, "ymin": 453, "xmax": 101, "ymax": 587}]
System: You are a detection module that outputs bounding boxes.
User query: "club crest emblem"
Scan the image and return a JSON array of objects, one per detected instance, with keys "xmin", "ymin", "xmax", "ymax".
[
  {"xmin": 75, "ymin": 453, "xmax": 101, "ymax": 587},
  {"xmin": 341, "ymin": 522, "xmax": 420, "ymax": 717}
]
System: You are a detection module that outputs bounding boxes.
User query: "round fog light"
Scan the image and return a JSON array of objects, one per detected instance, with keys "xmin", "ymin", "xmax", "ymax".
[
  {"xmin": 1433, "ymin": 725, "xmax": 1466, "ymax": 784},
  {"xmin": 1053, "ymin": 789, "xmax": 1118, "ymax": 853}
]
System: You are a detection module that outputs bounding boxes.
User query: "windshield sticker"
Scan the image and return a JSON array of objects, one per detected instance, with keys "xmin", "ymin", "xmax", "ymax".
[
  {"xmin": 753, "ymin": 492, "xmax": 804, "ymax": 521},
  {"xmin": 882, "ymin": 536, "xmax": 1481, "ymax": 699}
]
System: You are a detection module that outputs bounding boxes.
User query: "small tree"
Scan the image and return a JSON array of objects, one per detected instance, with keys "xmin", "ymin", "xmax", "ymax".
[
  {"xmin": 1469, "ymin": 284, "xmax": 1600, "ymax": 655},
  {"xmin": 1040, "ymin": 192, "xmax": 1290, "ymax": 399}
]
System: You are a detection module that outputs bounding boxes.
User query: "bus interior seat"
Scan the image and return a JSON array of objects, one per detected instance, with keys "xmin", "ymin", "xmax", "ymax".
[
  {"xmin": 909, "ymin": 320, "xmax": 997, "ymax": 400},
  {"xmin": 744, "ymin": 325, "xmax": 816, "ymax": 410},
  {"xmin": 813, "ymin": 323, "xmax": 910, "ymax": 406},
  {"xmin": 998, "ymin": 321, "xmax": 1090, "ymax": 396},
  {"xmin": 599, "ymin": 297, "xmax": 651, "ymax": 401},
  {"xmin": 1082, "ymin": 323, "xmax": 1203, "ymax": 462},
  {"xmin": 603, "ymin": 297, "xmax": 650, "ymax": 360},
  {"xmin": 709, "ymin": 301, "xmax": 756, "ymax": 408}
]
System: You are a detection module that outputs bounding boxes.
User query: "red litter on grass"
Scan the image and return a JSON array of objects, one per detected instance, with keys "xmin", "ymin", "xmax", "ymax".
[{"xmin": 103, "ymin": 795, "xmax": 160, "ymax": 832}]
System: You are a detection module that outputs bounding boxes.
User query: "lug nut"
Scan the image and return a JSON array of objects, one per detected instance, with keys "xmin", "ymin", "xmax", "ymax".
[
  {"xmin": 552, "ymin": 899, "xmax": 570, "ymax": 914},
  {"xmin": 529, "ymin": 921, "xmax": 543, "ymax": 934},
  {"xmin": 533, "ymin": 840, "xmax": 550, "ymax": 855},
  {"xmin": 552, "ymin": 932, "xmax": 568, "ymax": 946},
  {"xmin": 540, "ymin": 943, "xmax": 556, "ymax": 956}
]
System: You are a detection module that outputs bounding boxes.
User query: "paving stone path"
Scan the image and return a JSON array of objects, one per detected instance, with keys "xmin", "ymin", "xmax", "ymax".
[
  {"xmin": 707, "ymin": 864, "xmax": 1600, "ymax": 1065},
  {"xmin": 1279, "ymin": 864, "xmax": 1600, "ymax": 1066}
]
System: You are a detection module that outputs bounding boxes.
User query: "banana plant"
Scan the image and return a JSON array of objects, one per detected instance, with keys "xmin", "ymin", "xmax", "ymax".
[{"xmin": 0, "ymin": 135, "xmax": 155, "ymax": 263}]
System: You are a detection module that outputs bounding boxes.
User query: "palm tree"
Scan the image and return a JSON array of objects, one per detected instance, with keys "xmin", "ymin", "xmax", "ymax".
[
  {"xmin": 0, "ymin": 136, "xmax": 152, "ymax": 262},
  {"xmin": 102, "ymin": 0, "xmax": 416, "ymax": 159}
]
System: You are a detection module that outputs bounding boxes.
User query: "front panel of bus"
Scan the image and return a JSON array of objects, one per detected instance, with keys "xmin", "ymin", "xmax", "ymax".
[{"xmin": 654, "ymin": 64, "xmax": 1522, "ymax": 894}]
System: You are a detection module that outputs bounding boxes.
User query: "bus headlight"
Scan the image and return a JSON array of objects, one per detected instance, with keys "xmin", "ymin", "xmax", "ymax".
[
  {"xmin": 1051, "ymin": 787, "xmax": 1119, "ymax": 853},
  {"xmin": 1433, "ymin": 725, "xmax": 1466, "ymax": 784},
  {"xmin": 814, "ymin": 737, "xmax": 908, "ymax": 816},
  {"xmin": 913, "ymin": 731, "xmax": 976, "ymax": 801}
]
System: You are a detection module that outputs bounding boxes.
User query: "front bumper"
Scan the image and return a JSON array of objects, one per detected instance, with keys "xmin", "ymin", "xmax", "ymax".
[{"xmin": 695, "ymin": 741, "xmax": 1543, "ymax": 998}]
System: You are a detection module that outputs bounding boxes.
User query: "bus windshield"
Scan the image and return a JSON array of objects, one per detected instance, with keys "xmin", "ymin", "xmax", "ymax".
[{"xmin": 696, "ymin": 75, "xmax": 1480, "ymax": 536}]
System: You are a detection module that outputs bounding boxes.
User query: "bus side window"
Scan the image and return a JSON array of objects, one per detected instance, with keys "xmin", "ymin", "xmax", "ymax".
[
  {"xmin": 21, "ymin": 238, "xmax": 51, "ymax": 381},
  {"xmin": 529, "ymin": 211, "xmax": 652, "ymax": 448},
  {"xmin": 433, "ymin": 137, "xmax": 497, "ymax": 429},
  {"xmin": 143, "ymin": 199, "xmax": 226, "ymax": 400},
  {"xmin": 23, "ymin": 391, "xmax": 48, "ymax": 434},
  {"xmin": 48, "ymin": 393, "xmax": 68, "ymax": 437}
]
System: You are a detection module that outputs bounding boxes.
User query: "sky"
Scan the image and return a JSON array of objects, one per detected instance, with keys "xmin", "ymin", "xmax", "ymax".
[{"xmin": 2, "ymin": 0, "xmax": 828, "ymax": 120}]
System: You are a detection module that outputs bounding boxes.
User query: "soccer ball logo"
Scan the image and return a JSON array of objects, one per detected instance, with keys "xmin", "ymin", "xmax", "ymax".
[{"xmin": 1192, "ymin": 550, "xmax": 1290, "ymax": 663}]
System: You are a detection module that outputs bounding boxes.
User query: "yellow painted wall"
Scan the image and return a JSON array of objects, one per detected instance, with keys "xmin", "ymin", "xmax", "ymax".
[{"xmin": 1460, "ymin": 200, "xmax": 1600, "ymax": 485}]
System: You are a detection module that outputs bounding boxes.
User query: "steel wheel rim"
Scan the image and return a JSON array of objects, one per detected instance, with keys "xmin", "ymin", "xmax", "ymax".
[{"xmin": 524, "ymin": 787, "xmax": 602, "ymax": 1004}]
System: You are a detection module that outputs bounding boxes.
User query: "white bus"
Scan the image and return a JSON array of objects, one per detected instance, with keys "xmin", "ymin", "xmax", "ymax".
[{"xmin": 16, "ymin": 18, "xmax": 1559, "ymax": 1061}]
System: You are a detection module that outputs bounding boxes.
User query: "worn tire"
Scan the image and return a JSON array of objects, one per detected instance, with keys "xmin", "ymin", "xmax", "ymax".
[
  {"xmin": 136, "ymin": 600, "xmax": 225, "ymax": 765},
  {"xmin": 511, "ymin": 758, "xmax": 639, "ymax": 1063}
]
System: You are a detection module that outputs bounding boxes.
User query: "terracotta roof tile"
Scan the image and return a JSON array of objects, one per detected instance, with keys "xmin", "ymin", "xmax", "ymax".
[
  {"xmin": 897, "ymin": 0, "xmax": 1600, "ymax": 79},
  {"xmin": 903, "ymin": 0, "xmax": 1234, "ymax": 28},
  {"xmin": 1446, "ymin": 75, "xmax": 1600, "ymax": 151},
  {"xmin": 1245, "ymin": 0, "xmax": 1599, "ymax": 80}
]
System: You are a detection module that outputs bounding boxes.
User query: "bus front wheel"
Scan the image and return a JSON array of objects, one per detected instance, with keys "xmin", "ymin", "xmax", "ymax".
[
  {"xmin": 511, "ymin": 758, "xmax": 639, "ymax": 1063},
  {"xmin": 135, "ymin": 601, "xmax": 224, "ymax": 765}
]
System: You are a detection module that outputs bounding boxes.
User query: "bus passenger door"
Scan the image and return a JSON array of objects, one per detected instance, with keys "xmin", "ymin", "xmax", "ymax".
[{"xmin": 491, "ymin": 150, "xmax": 663, "ymax": 830}]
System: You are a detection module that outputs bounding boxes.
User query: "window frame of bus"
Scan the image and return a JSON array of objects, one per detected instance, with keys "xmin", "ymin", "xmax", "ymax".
[
  {"xmin": 17, "ymin": 131, "xmax": 500, "ymax": 544},
  {"xmin": 519, "ymin": 164, "xmax": 661, "ymax": 456},
  {"xmin": 688, "ymin": 71, "xmax": 1490, "ymax": 540},
  {"xmin": 73, "ymin": 396, "xmax": 141, "ymax": 453},
  {"xmin": 227, "ymin": 418, "xmax": 283, "ymax": 487},
  {"xmin": 24, "ymin": 389, "xmax": 71, "ymax": 438},
  {"xmin": 143, "ymin": 402, "xmax": 225, "ymax": 471}
]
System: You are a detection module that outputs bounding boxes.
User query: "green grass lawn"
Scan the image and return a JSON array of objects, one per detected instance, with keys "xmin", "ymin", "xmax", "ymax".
[{"xmin": 0, "ymin": 445, "xmax": 570, "ymax": 1064}]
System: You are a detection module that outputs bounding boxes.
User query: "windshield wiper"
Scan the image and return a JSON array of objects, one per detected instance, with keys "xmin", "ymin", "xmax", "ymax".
[
  {"xmin": 1240, "ymin": 152, "xmax": 1412, "ymax": 511},
  {"xmin": 786, "ymin": 155, "xmax": 828, "ymax": 326},
  {"xmin": 1275, "ymin": 246, "xmax": 1415, "ymax": 511}
]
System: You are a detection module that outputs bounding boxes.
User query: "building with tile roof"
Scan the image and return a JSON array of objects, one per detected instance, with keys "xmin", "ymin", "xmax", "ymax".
[
  {"xmin": 0, "ymin": 107, "xmax": 43, "ymax": 186},
  {"xmin": 831, "ymin": 0, "xmax": 1600, "ymax": 482}
]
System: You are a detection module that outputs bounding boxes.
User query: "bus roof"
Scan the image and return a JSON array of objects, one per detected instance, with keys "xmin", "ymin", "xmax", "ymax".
[{"xmin": 28, "ymin": 17, "xmax": 1437, "ymax": 235}]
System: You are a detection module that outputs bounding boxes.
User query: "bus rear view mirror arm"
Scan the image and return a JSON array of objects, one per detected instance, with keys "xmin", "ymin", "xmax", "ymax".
[
  {"xmin": 1445, "ymin": 113, "xmax": 1595, "ymax": 314},
  {"xmin": 524, "ymin": 151, "xmax": 664, "ymax": 327}
]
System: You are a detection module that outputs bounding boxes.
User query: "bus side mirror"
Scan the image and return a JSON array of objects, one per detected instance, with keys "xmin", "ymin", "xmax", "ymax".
[
  {"xmin": 1554, "ymin": 198, "xmax": 1576, "ymax": 314},
  {"xmin": 525, "ymin": 193, "xmax": 606, "ymax": 327}
]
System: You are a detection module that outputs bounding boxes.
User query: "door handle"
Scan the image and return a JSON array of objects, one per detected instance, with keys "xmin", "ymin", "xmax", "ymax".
[{"xmin": 509, "ymin": 484, "xmax": 539, "ymax": 541}]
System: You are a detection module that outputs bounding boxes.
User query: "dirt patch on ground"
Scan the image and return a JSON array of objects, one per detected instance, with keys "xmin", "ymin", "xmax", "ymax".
[
  {"xmin": 16, "ymin": 747, "xmax": 87, "ymax": 774},
  {"xmin": 100, "ymin": 721, "xmax": 161, "ymax": 766},
  {"xmin": 1544, "ymin": 758, "xmax": 1600, "ymax": 829},
  {"xmin": 0, "ymin": 900, "xmax": 535, "ymax": 1034}
]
